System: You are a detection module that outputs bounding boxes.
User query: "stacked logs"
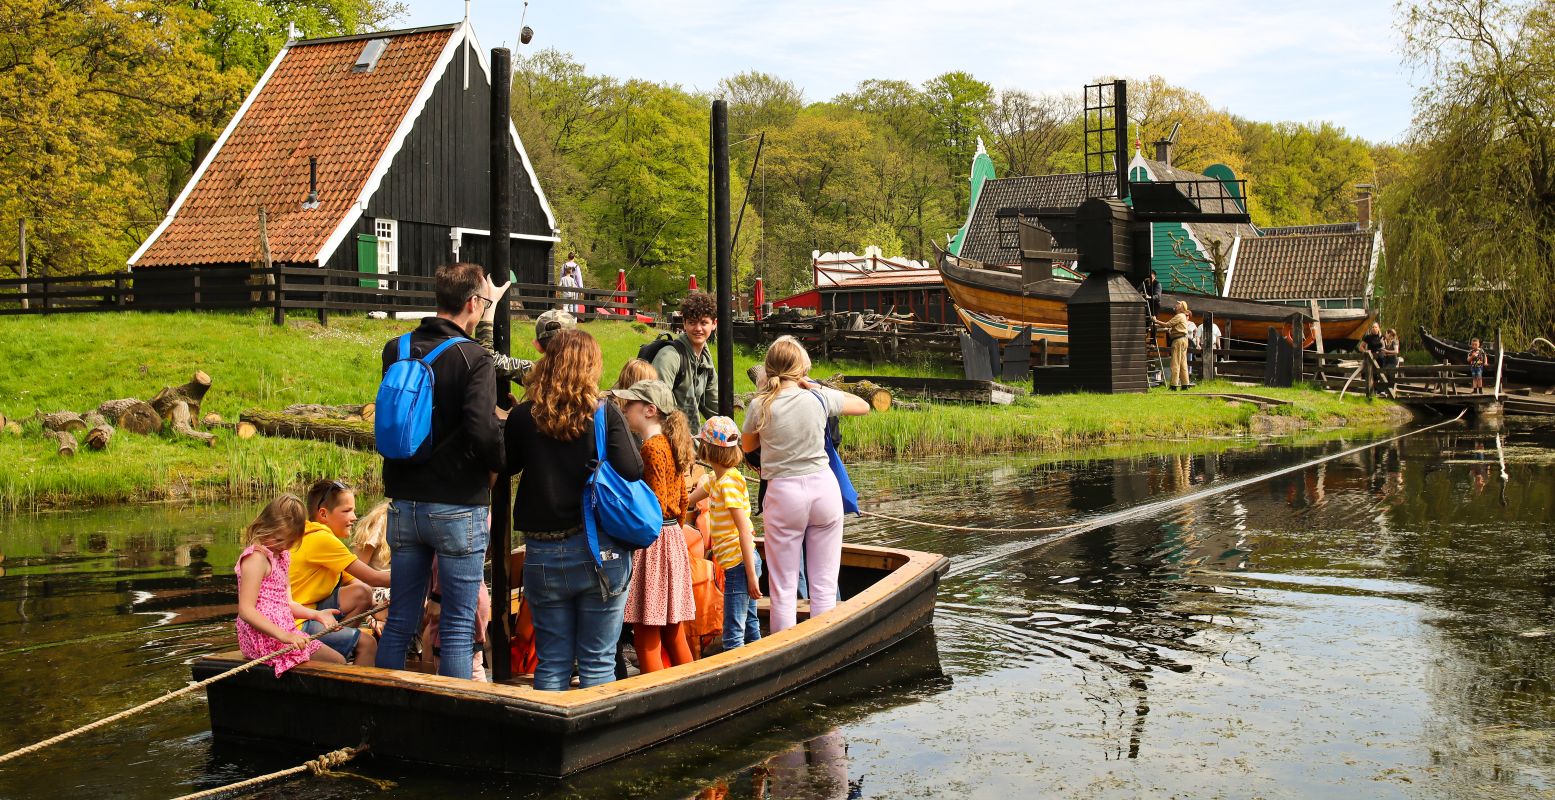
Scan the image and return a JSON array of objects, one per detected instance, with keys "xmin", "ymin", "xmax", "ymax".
[
  {"xmin": 239, "ymin": 405, "xmax": 376, "ymax": 450},
  {"xmin": 12, "ymin": 371, "xmax": 221, "ymax": 456}
]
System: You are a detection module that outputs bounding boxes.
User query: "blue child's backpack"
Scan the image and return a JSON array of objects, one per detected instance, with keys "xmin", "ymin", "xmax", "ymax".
[
  {"xmin": 583, "ymin": 402, "xmax": 663, "ymax": 560},
  {"xmin": 374, "ymin": 333, "xmax": 469, "ymax": 461}
]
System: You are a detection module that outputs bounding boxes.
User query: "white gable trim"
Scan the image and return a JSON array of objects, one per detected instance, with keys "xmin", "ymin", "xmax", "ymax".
[
  {"xmin": 1364, "ymin": 227, "xmax": 1383, "ymax": 307},
  {"xmin": 465, "ymin": 27, "xmax": 560, "ymax": 233},
  {"xmin": 314, "ymin": 23, "xmax": 467, "ymax": 265},
  {"xmin": 1127, "ymin": 152, "xmax": 1155, "ymax": 182},
  {"xmin": 128, "ymin": 44, "xmax": 291, "ymax": 267},
  {"xmin": 1222, "ymin": 235, "xmax": 1242, "ymax": 297}
]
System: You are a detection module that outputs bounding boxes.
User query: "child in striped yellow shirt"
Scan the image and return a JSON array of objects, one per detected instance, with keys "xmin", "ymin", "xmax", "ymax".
[{"xmin": 689, "ymin": 416, "xmax": 762, "ymax": 649}]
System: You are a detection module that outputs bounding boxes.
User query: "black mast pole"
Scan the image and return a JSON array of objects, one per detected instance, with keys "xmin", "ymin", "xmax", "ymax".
[
  {"xmin": 713, "ymin": 100, "xmax": 734, "ymax": 417},
  {"xmin": 1114, "ymin": 79, "xmax": 1129, "ymax": 202},
  {"xmin": 487, "ymin": 46, "xmax": 514, "ymax": 682}
]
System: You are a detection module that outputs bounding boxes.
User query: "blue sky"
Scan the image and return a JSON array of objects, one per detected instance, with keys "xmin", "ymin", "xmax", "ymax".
[{"xmin": 401, "ymin": 0, "xmax": 1416, "ymax": 144}]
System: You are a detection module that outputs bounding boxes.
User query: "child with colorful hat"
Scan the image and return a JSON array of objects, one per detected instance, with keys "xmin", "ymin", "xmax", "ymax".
[{"xmin": 689, "ymin": 416, "xmax": 763, "ymax": 650}]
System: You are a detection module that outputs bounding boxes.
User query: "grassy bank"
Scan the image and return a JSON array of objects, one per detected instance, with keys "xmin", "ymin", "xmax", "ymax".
[{"xmin": 0, "ymin": 312, "xmax": 1402, "ymax": 509}]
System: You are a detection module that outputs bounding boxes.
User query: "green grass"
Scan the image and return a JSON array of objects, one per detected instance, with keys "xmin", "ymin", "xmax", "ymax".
[{"xmin": 0, "ymin": 312, "xmax": 1404, "ymax": 510}]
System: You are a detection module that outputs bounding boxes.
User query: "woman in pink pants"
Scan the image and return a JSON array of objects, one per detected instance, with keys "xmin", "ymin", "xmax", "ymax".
[{"xmin": 742, "ymin": 336, "xmax": 872, "ymax": 632}]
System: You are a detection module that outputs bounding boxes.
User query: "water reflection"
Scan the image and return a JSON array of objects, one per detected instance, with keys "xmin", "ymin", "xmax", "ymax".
[{"xmin": 3, "ymin": 424, "xmax": 1555, "ymax": 797}]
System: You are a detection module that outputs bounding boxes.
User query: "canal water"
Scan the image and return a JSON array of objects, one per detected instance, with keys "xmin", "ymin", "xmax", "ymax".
[{"xmin": 2, "ymin": 422, "xmax": 1554, "ymax": 799}]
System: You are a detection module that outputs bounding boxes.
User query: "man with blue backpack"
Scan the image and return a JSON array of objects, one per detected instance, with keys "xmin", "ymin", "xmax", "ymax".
[{"xmin": 374, "ymin": 263, "xmax": 505, "ymax": 680}]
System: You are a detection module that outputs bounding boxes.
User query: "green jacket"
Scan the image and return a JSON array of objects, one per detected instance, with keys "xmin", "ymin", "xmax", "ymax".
[{"xmin": 650, "ymin": 333, "xmax": 718, "ymax": 424}]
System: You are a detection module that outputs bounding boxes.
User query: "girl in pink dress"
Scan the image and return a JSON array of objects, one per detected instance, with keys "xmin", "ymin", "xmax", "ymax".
[{"xmin": 236, "ymin": 494, "xmax": 346, "ymax": 675}]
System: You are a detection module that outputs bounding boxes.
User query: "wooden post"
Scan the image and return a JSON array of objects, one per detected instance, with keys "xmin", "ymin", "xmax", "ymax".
[
  {"xmin": 713, "ymin": 99, "xmax": 735, "ymax": 418},
  {"xmin": 261, "ymin": 207, "xmax": 283, "ymax": 325},
  {"xmin": 1494, "ymin": 329, "xmax": 1505, "ymax": 400},
  {"xmin": 115, "ymin": 274, "xmax": 127, "ymax": 307},
  {"xmin": 1201, "ymin": 311, "xmax": 1216, "ymax": 382},
  {"xmin": 316, "ymin": 269, "xmax": 329, "ymax": 327},
  {"xmin": 1037, "ymin": 337, "xmax": 1049, "ymax": 367},
  {"xmin": 1288, "ymin": 313, "xmax": 1305, "ymax": 382},
  {"xmin": 18, "ymin": 218, "xmax": 27, "ymax": 311},
  {"xmin": 273, "ymin": 267, "xmax": 286, "ymax": 326},
  {"xmin": 488, "ymin": 46, "xmax": 516, "ymax": 681}
]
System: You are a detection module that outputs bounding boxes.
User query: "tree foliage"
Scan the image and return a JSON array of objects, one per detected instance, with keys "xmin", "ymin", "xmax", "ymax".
[{"xmin": 1382, "ymin": 0, "xmax": 1555, "ymax": 340}]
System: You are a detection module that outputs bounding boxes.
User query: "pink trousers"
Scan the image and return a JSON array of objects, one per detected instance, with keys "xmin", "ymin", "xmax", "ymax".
[{"xmin": 763, "ymin": 469, "xmax": 844, "ymax": 633}]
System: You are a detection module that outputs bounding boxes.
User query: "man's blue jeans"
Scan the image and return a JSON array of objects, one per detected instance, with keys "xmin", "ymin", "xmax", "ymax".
[
  {"xmin": 524, "ymin": 535, "xmax": 630, "ymax": 691},
  {"xmin": 723, "ymin": 554, "xmax": 763, "ymax": 650},
  {"xmin": 375, "ymin": 500, "xmax": 488, "ymax": 679}
]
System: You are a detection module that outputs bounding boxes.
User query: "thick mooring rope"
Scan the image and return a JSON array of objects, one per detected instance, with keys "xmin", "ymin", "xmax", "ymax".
[
  {"xmin": 0, "ymin": 602, "xmax": 388, "ymax": 766},
  {"xmin": 168, "ymin": 745, "xmax": 365, "ymax": 800}
]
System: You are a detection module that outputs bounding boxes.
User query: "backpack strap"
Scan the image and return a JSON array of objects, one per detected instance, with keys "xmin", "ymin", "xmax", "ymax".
[
  {"xmin": 592, "ymin": 400, "xmax": 609, "ymax": 464},
  {"xmin": 397, "ymin": 332, "xmax": 412, "ymax": 360},
  {"xmin": 422, "ymin": 336, "xmax": 470, "ymax": 365}
]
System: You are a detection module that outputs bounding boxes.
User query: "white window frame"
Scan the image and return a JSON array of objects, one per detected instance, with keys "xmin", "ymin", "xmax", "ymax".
[{"xmin": 374, "ymin": 219, "xmax": 398, "ymax": 278}]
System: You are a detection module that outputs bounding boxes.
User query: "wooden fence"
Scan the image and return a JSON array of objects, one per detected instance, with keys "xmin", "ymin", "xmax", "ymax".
[{"xmin": 0, "ymin": 266, "xmax": 639, "ymax": 324}]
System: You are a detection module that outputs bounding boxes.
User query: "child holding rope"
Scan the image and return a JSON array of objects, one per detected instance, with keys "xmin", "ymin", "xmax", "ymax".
[
  {"xmin": 236, "ymin": 495, "xmax": 345, "ymax": 675},
  {"xmin": 689, "ymin": 416, "xmax": 761, "ymax": 650},
  {"xmin": 612, "ymin": 379, "xmax": 698, "ymax": 672}
]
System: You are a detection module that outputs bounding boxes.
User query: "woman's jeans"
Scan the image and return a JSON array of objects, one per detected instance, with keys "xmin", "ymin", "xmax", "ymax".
[
  {"xmin": 723, "ymin": 553, "xmax": 763, "ymax": 650},
  {"xmin": 525, "ymin": 535, "xmax": 631, "ymax": 691},
  {"xmin": 376, "ymin": 500, "xmax": 488, "ymax": 679}
]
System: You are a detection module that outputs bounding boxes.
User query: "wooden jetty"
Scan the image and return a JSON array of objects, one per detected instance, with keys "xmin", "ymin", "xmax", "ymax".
[{"xmin": 191, "ymin": 542, "xmax": 948, "ymax": 777}]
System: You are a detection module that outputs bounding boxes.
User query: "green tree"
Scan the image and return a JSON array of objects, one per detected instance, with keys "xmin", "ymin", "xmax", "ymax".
[
  {"xmin": 717, "ymin": 71, "xmax": 804, "ymax": 135},
  {"xmin": 922, "ymin": 71, "xmax": 993, "ymax": 211},
  {"xmin": 1236, "ymin": 118, "xmax": 1375, "ymax": 226},
  {"xmin": 1126, "ymin": 75, "xmax": 1243, "ymax": 173},
  {"xmin": 1382, "ymin": 0, "xmax": 1555, "ymax": 340},
  {"xmin": 983, "ymin": 89, "xmax": 1082, "ymax": 177}
]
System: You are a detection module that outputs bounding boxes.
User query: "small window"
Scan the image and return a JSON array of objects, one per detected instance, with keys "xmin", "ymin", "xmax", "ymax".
[
  {"xmin": 353, "ymin": 39, "xmax": 389, "ymax": 72},
  {"xmin": 374, "ymin": 219, "xmax": 397, "ymax": 275}
]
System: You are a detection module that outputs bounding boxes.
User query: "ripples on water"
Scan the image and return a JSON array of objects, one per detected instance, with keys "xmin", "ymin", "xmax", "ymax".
[{"xmin": 2, "ymin": 424, "xmax": 1554, "ymax": 798}]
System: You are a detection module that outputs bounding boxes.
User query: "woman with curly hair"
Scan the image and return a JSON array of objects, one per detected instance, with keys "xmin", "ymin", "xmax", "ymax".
[{"xmin": 503, "ymin": 328, "xmax": 644, "ymax": 690}]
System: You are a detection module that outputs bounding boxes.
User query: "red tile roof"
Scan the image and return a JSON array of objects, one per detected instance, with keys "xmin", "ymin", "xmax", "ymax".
[{"xmin": 133, "ymin": 28, "xmax": 455, "ymax": 267}]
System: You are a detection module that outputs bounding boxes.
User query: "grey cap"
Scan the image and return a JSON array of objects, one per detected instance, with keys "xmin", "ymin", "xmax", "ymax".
[
  {"xmin": 535, "ymin": 309, "xmax": 577, "ymax": 343},
  {"xmin": 608, "ymin": 379, "xmax": 677, "ymax": 416}
]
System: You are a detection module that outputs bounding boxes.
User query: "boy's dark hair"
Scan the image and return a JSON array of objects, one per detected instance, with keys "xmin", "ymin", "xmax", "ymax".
[
  {"xmin": 435, "ymin": 263, "xmax": 487, "ymax": 314},
  {"xmin": 305, "ymin": 479, "xmax": 352, "ymax": 515},
  {"xmin": 679, "ymin": 291, "xmax": 716, "ymax": 322}
]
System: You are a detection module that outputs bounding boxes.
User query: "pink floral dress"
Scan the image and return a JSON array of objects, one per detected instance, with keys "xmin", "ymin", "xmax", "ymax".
[{"xmin": 235, "ymin": 544, "xmax": 320, "ymax": 676}]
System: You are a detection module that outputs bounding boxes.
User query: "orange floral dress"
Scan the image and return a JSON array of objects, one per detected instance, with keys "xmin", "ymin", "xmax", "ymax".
[{"xmin": 623, "ymin": 435, "xmax": 696, "ymax": 626}]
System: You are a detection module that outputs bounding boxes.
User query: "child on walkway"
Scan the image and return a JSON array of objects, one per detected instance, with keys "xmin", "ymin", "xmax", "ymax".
[
  {"xmin": 689, "ymin": 416, "xmax": 762, "ymax": 650},
  {"xmin": 292, "ymin": 480, "xmax": 386, "ymax": 665},
  {"xmin": 612, "ymin": 379, "xmax": 698, "ymax": 672},
  {"xmin": 1468, "ymin": 338, "xmax": 1488, "ymax": 393},
  {"xmin": 235, "ymin": 495, "xmax": 345, "ymax": 675}
]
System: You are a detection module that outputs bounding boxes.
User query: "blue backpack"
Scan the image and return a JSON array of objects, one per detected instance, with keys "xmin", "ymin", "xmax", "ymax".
[
  {"xmin": 583, "ymin": 402, "xmax": 662, "ymax": 561},
  {"xmin": 374, "ymin": 333, "xmax": 469, "ymax": 461},
  {"xmin": 812, "ymin": 389, "xmax": 860, "ymax": 515}
]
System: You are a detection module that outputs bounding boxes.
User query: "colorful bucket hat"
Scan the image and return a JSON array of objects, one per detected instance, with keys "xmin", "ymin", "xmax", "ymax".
[{"xmin": 697, "ymin": 416, "xmax": 741, "ymax": 448}]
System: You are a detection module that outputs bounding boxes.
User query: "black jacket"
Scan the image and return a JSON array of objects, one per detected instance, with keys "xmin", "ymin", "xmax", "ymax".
[
  {"xmin": 380, "ymin": 317, "xmax": 504, "ymax": 506},
  {"xmin": 505, "ymin": 401, "xmax": 643, "ymax": 533}
]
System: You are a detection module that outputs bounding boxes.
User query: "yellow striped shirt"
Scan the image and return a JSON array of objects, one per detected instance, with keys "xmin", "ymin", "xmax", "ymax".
[{"xmin": 708, "ymin": 469, "xmax": 752, "ymax": 570}]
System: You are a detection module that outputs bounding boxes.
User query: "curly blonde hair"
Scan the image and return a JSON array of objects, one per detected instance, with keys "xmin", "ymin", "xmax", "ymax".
[{"xmin": 527, "ymin": 328, "xmax": 602, "ymax": 441}]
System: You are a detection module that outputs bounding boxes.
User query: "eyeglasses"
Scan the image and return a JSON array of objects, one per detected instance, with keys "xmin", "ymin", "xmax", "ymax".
[
  {"xmin": 471, "ymin": 294, "xmax": 494, "ymax": 311},
  {"xmin": 310, "ymin": 479, "xmax": 351, "ymax": 512}
]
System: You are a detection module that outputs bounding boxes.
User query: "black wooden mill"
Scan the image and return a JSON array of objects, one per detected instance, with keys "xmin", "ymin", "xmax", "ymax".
[{"xmin": 1028, "ymin": 80, "xmax": 1251, "ymax": 394}]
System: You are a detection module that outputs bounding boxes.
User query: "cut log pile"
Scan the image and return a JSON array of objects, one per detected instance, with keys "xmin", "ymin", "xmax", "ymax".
[
  {"xmin": 745, "ymin": 366, "xmax": 895, "ymax": 412},
  {"xmin": 7, "ymin": 370, "xmax": 225, "ymax": 457}
]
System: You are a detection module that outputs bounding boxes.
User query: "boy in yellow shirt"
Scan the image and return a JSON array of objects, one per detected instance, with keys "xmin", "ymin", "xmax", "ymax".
[{"xmin": 290, "ymin": 479, "xmax": 391, "ymax": 663}]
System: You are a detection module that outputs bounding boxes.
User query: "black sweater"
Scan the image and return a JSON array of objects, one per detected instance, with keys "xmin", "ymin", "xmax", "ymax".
[
  {"xmin": 506, "ymin": 401, "xmax": 643, "ymax": 532},
  {"xmin": 380, "ymin": 317, "xmax": 504, "ymax": 506}
]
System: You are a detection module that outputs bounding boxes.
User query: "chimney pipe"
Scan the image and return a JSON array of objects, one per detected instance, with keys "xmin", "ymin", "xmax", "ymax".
[
  {"xmin": 1355, "ymin": 183, "xmax": 1374, "ymax": 230},
  {"xmin": 302, "ymin": 156, "xmax": 320, "ymax": 209},
  {"xmin": 1154, "ymin": 140, "xmax": 1172, "ymax": 166}
]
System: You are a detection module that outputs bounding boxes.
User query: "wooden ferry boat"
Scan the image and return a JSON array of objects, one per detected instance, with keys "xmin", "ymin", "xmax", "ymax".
[
  {"xmin": 191, "ymin": 542, "xmax": 948, "ymax": 777},
  {"xmin": 939, "ymin": 251, "xmax": 1376, "ymax": 350}
]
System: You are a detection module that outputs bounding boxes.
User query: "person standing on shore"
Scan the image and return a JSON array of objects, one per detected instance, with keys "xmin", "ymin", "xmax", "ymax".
[
  {"xmin": 1165, "ymin": 301, "xmax": 1193, "ymax": 391},
  {"xmin": 560, "ymin": 253, "xmax": 583, "ymax": 314},
  {"xmin": 375, "ymin": 263, "xmax": 505, "ymax": 680},
  {"xmin": 740, "ymin": 336, "xmax": 872, "ymax": 633}
]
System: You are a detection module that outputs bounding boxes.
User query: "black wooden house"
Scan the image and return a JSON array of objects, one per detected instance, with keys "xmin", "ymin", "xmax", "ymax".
[{"xmin": 128, "ymin": 22, "xmax": 557, "ymax": 295}]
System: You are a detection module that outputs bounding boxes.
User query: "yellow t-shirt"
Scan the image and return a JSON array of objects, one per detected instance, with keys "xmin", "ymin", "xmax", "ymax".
[
  {"xmin": 708, "ymin": 469, "xmax": 752, "ymax": 571},
  {"xmin": 289, "ymin": 521, "xmax": 358, "ymax": 608}
]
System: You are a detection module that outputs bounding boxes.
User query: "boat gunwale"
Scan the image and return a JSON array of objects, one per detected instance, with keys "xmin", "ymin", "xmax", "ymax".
[{"xmin": 193, "ymin": 542, "xmax": 948, "ymax": 720}]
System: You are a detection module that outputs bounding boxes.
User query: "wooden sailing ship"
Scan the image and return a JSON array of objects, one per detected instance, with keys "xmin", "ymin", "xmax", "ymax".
[
  {"xmin": 1421, "ymin": 327, "xmax": 1555, "ymax": 388},
  {"xmin": 191, "ymin": 542, "xmax": 948, "ymax": 777}
]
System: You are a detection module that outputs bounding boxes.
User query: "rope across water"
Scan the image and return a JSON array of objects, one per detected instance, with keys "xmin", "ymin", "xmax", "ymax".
[{"xmin": 0, "ymin": 602, "xmax": 388, "ymax": 766}]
